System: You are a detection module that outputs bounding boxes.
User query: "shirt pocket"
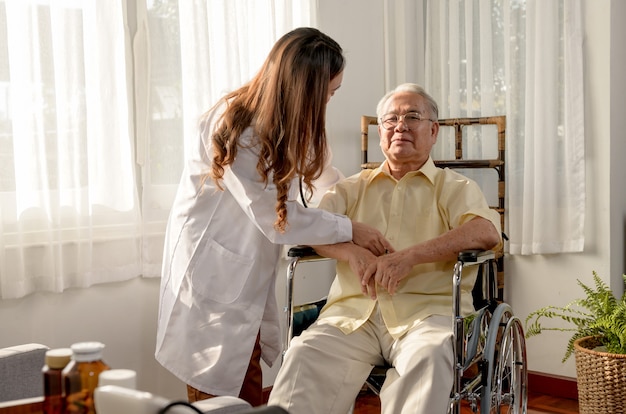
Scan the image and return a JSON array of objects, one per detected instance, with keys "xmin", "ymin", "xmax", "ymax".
[{"xmin": 190, "ymin": 238, "xmax": 254, "ymax": 304}]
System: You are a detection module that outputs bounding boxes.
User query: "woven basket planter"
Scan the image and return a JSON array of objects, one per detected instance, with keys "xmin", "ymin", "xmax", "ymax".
[{"xmin": 574, "ymin": 336, "xmax": 626, "ymax": 413}]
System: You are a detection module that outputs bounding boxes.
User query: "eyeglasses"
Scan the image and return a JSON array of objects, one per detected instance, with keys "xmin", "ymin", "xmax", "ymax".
[{"xmin": 379, "ymin": 112, "xmax": 436, "ymax": 130}]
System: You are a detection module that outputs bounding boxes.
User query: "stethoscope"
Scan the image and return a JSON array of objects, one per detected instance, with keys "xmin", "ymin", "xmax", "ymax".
[{"xmin": 299, "ymin": 178, "xmax": 308, "ymax": 208}]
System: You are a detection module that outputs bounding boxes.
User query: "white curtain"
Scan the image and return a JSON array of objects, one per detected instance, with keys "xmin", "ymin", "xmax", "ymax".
[
  {"xmin": 508, "ymin": 0, "xmax": 585, "ymax": 254},
  {"xmin": 135, "ymin": 0, "xmax": 317, "ymax": 277},
  {"xmin": 384, "ymin": 0, "xmax": 585, "ymax": 255},
  {"xmin": 0, "ymin": 0, "xmax": 315, "ymax": 298},
  {"xmin": 0, "ymin": 0, "xmax": 141, "ymax": 299}
]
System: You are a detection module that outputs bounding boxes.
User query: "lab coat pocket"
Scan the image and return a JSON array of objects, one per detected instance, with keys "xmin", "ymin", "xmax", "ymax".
[{"xmin": 191, "ymin": 238, "xmax": 253, "ymax": 304}]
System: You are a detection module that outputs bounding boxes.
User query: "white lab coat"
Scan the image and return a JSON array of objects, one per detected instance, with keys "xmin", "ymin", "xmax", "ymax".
[{"xmin": 155, "ymin": 106, "xmax": 351, "ymax": 396}]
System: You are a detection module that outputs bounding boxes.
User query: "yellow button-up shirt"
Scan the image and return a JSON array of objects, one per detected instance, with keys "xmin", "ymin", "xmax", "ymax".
[{"xmin": 317, "ymin": 158, "xmax": 502, "ymax": 339}]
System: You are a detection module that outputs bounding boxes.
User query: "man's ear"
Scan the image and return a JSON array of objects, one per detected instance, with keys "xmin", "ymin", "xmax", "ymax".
[{"xmin": 431, "ymin": 121, "xmax": 440, "ymax": 140}]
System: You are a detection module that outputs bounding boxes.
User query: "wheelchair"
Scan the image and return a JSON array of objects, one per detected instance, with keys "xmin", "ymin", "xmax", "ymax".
[{"xmin": 283, "ymin": 246, "xmax": 528, "ymax": 414}]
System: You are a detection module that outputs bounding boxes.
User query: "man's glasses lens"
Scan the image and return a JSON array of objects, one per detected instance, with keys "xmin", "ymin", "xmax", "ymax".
[{"xmin": 381, "ymin": 112, "xmax": 424, "ymax": 130}]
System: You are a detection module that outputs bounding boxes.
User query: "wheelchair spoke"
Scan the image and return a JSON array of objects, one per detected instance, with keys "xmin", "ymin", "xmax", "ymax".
[{"xmin": 481, "ymin": 305, "xmax": 528, "ymax": 414}]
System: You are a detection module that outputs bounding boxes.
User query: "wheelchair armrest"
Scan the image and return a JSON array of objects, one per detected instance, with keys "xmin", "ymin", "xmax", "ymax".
[
  {"xmin": 457, "ymin": 249, "xmax": 495, "ymax": 264},
  {"xmin": 287, "ymin": 245, "xmax": 319, "ymax": 258},
  {"xmin": 290, "ymin": 247, "xmax": 495, "ymax": 263}
]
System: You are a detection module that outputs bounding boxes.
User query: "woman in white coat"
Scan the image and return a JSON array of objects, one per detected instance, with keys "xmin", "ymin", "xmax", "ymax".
[{"xmin": 155, "ymin": 27, "xmax": 391, "ymax": 407}]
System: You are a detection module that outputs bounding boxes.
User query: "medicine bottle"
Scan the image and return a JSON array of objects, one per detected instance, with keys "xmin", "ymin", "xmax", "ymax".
[
  {"xmin": 42, "ymin": 348, "xmax": 72, "ymax": 414},
  {"xmin": 97, "ymin": 369, "xmax": 137, "ymax": 389},
  {"xmin": 63, "ymin": 342, "xmax": 110, "ymax": 414}
]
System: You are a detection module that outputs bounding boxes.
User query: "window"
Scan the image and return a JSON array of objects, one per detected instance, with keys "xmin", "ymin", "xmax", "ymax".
[{"xmin": 0, "ymin": 0, "xmax": 315, "ymax": 299}]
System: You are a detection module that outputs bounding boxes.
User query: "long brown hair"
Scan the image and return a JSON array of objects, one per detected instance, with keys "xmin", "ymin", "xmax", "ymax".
[{"xmin": 206, "ymin": 27, "xmax": 345, "ymax": 232}]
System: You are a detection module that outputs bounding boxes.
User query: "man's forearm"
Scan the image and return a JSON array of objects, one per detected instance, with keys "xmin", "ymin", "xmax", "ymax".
[{"xmin": 403, "ymin": 217, "xmax": 500, "ymax": 267}]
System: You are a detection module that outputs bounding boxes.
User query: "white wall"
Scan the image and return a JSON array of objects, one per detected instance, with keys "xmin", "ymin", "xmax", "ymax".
[
  {"xmin": 609, "ymin": 0, "xmax": 626, "ymax": 290},
  {"xmin": 1, "ymin": 0, "xmax": 624, "ymax": 401},
  {"xmin": 0, "ymin": 278, "xmax": 186, "ymax": 399},
  {"xmin": 319, "ymin": 0, "xmax": 387, "ymax": 176}
]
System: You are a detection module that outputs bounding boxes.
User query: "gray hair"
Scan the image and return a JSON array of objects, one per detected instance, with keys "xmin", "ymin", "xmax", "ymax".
[{"xmin": 375, "ymin": 83, "xmax": 439, "ymax": 120}]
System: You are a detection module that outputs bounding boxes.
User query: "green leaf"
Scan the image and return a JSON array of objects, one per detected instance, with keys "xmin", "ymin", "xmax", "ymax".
[{"xmin": 524, "ymin": 273, "xmax": 626, "ymax": 362}]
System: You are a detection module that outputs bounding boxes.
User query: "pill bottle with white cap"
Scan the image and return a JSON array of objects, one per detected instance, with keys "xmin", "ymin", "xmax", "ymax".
[
  {"xmin": 42, "ymin": 348, "xmax": 72, "ymax": 414},
  {"xmin": 62, "ymin": 342, "xmax": 110, "ymax": 414}
]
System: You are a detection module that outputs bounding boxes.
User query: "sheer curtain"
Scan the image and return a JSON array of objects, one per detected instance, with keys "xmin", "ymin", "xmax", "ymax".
[
  {"xmin": 384, "ymin": 0, "xmax": 585, "ymax": 255},
  {"xmin": 136, "ymin": 0, "xmax": 316, "ymax": 277},
  {"xmin": 0, "ymin": 1, "xmax": 140, "ymax": 299},
  {"xmin": 0, "ymin": 0, "xmax": 315, "ymax": 298}
]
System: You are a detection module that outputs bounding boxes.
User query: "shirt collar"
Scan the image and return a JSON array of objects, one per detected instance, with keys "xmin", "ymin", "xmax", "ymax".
[{"xmin": 369, "ymin": 157, "xmax": 438, "ymax": 185}]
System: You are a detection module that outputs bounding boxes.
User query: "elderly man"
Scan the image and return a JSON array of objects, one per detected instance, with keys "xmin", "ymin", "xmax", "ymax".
[{"xmin": 268, "ymin": 83, "xmax": 502, "ymax": 414}]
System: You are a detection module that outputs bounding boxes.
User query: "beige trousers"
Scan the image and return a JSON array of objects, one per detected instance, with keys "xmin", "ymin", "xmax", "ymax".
[{"xmin": 268, "ymin": 310, "xmax": 454, "ymax": 414}]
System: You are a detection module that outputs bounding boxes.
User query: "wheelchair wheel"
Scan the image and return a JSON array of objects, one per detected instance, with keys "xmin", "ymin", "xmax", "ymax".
[{"xmin": 481, "ymin": 303, "xmax": 528, "ymax": 414}]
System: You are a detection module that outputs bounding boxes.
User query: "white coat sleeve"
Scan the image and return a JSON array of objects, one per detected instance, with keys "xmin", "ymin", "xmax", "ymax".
[{"xmin": 220, "ymin": 136, "xmax": 352, "ymax": 246}]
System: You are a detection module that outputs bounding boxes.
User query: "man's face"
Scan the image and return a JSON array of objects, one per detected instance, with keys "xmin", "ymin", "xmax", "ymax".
[{"xmin": 378, "ymin": 91, "xmax": 439, "ymax": 169}]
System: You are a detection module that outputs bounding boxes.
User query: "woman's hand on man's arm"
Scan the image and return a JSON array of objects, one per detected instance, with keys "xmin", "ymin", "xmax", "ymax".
[{"xmin": 350, "ymin": 221, "xmax": 394, "ymax": 257}]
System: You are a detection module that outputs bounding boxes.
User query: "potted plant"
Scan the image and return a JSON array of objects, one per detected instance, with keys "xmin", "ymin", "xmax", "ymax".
[{"xmin": 525, "ymin": 271, "xmax": 626, "ymax": 413}]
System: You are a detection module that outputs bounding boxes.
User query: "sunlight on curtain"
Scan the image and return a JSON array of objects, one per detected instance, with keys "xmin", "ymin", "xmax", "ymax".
[
  {"xmin": 0, "ymin": 0, "xmax": 140, "ymax": 299},
  {"xmin": 135, "ymin": 0, "xmax": 316, "ymax": 277},
  {"xmin": 424, "ymin": 0, "xmax": 506, "ymax": 225},
  {"xmin": 385, "ymin": 0, "xmax": 585, "ymax": 255},
  {"xmin": 507, "ymin": 0, "xmax": 585, "ymax": 254},
  {"xmin": 0, "ymin": 0, "xmax": 316, "ymax": 298}
]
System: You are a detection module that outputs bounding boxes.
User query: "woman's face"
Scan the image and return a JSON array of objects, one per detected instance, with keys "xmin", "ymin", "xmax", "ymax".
[{"xmin": 327, "ymin": 71, "xmax": 344, "ymax": 103}]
